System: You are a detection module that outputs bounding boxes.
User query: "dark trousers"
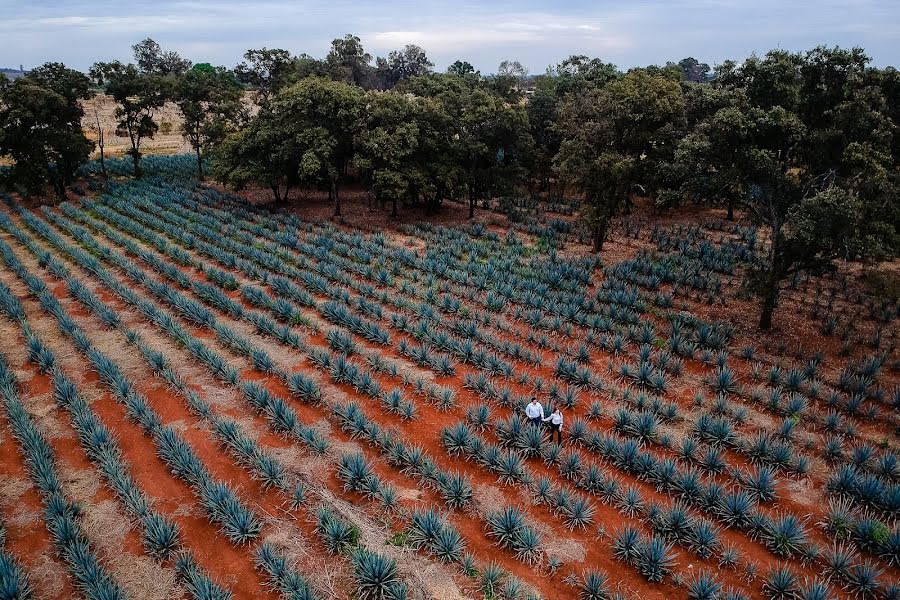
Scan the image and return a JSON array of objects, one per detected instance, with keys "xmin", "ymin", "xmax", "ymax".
[
  {"xmin": 549, "ymin": 423, "xmax": 562, "ymax": 445},
  {"xmin": 529, "ymin": 417, "xmax": 542, "ymax": 427}
]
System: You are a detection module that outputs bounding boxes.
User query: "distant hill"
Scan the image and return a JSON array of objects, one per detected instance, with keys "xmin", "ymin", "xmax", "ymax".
[{"xmin": 0, "ymin": 68, "xmax": 26, "ymax": 81}]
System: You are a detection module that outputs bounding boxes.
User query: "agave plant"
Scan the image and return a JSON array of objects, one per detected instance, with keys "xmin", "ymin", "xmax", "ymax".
[
  {"xmin": 486, "ymin": 506, "xmax": 526, "ymax": 550},
  {"xmin": 253, "ymin": 543, "xmax": 315, "ymax": 600},
  {"xmin": 315, "ymin": 506, "xmax": 359, "ymax": 554},
  {"xmin": 763, "ymin": 565, "xmax": 799, "ymax": 600},
  {"xmin": 845, "ymin": 561, "xmax": 883, "ymax": 599},
  {"xmin": 687, "ymin": 570, "xmax": 723, "ymax": 600},
  {"xmin": 634, "ymin": 535, "xmax": 677, "ymax": 582},
  {"xmin": 351, "ymin": 548, "xmax": 402, "ymax": 600},
  {"xmin": 176, "ymin": 550, "xmax": 233, "ymax": 600},
  {"xmin": 579, "ymin": 569, "xmax": 610, "ymax": 600}
]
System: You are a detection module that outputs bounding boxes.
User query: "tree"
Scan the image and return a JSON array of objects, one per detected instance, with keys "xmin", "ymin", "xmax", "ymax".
[
  {"xmin": 174, "ymin": 66, "xmax": 244, "ymax": 178},
  {"xmin": 555, "ymin": 69, "xmax": 686, "ymax": 251},
  {"xmin": 0, "ymin": 63, "xmax": 94, "ymax": 196},
  {"xmin": 527, "ymin": 85, "xmax": 562, "ymax": 194},
  {"xmin": 702, "ymin": 48, "xmax": 897, "ymax": 329},
  {"xmin": 234, "ymin": 48, "xmax": 296, "ymax": 98},
  {"xmin": 455, "ymin": 88, "xmax": 531, "ymax": 217},
  {"xmin": 675, "ymin": 57, "xmax": 712, "ymax": 83},
  {"xmin": 669, "ymin": 92, "xmax": 752, "ymax": 219},
  {"xmin": 215, "ymin": 77, "xmax": 363, "ymax": 212},
  {"xmin": 375, "ymin": 45, "xmax": 433, "ymax": 88},
  {"xmin": 326, "ymin": 34, "xmax": 372, "ymax": 87},
  {"xmin": 90, "ymin": 61, "xmax": 166, "ymax": 178},
  {"xmin": 86, "ymin": 101, "xmax": 108, "ymax": 179},
  {"xmin": 355, "ymin": 93, "xmax": 421, "ymax": 216},
  {"xmin": 355, "ymin": 92, "xmax": 456, "ymax": 216},
  {"xmin": 447, "ymin": 61, "xmax": 477, "ymax": 76},
  {"xmin": 132, "ymin": 38, "xmax": 192, "ymax": 75},
  {"xmin": 550, "ymin": 55, "xmax": 620, "ymax": 95}
]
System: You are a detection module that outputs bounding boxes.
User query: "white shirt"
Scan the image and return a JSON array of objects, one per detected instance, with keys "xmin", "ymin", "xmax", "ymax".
[
  {"xmin": 544, "ymin": 412, "xmax": 563, "ymax": 426},
  {"xmin": 525, "ymin": 402, "xmax": 543, "ymax": 419}
]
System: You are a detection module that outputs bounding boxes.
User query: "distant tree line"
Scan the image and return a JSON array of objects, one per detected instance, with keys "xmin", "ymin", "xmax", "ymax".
[{"xmin": 0, "ymin": 37, "xmax": 897, "ymax": 329}]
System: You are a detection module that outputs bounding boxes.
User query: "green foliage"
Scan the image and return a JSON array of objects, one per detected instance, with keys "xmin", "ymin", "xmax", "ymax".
[{"xmin": 0, "ymin": 63, "xmax": 94, "ymax": 196}]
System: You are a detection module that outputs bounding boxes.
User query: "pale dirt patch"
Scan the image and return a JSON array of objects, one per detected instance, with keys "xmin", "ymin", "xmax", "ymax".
[
  {"xmin": 0, "ymin": 476, "xmax": 31, "ymax": 506},
  {"xmin": 471, "ymin": 483, "xmax": 507, "ymax": 517},
  {"xmin": 81, "ymin": 498, "xmax": 184, "ymax": 600},
  {"xmin": 541, "ymin": 531, "xmax": 587, "ymax": 565},
  {"xmin": 29, "ymin": 554, "xmax": 67, "ymax": 598}
]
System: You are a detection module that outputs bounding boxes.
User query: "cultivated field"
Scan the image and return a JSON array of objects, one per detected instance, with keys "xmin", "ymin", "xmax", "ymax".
[{"xmin": 0, "ymin": 156, "xmax": 897, "ymax": 600}]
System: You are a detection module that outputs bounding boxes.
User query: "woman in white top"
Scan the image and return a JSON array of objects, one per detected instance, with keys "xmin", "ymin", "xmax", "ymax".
[{"xmin": 543, "ymin": 407, "xmax": 563, "ymax": 445}]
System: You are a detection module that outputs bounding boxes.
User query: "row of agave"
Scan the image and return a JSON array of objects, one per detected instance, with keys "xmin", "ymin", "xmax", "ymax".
[
  {"xmin": 0, "ymin": 237, "xmax": 263, "ymax": 546},
  {"xmin": 35, "ymin": 197, "xmax": 553, "ymax": 599},
  {"xmin": 176, "ymin": 185, "xmax": 892, "ymax": 532},
  {"xmin": 47, "ymin": 171, "xmax": 892, "ymax": 592},
  {"xmin": 2, "ymin": 188, "xmax": 484, "ymax": 598},
  {"xmin": 0, "ymin": 349, "xmax": 128, "ymax": 600}
]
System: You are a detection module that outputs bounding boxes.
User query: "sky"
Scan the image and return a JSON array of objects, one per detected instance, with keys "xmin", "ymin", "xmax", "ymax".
[{"xmin": 1, "ymin": 0, "xmax": 898, "ymax": 74}]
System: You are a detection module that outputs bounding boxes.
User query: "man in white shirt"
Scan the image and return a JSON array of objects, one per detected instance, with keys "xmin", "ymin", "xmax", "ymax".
[{"xmin": 525, "ymin": 397, "xmax": 544, "ymax": 427}]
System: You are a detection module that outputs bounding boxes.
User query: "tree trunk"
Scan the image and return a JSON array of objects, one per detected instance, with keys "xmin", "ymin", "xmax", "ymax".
[
  {"xmin": 727, "ymin": 197, "xmax": 734, "ymax": 221},
  {"xmin": 759, "ymin": 234, "xmax": 783, "ymax": 330},
  {"xmin": 332, "ymin": 180, "xmax": 341, "ymax": 217},
  {"xmin": 98, "ymin": 137, "xmax": 107, "ymax": 179},
  {"xmin": 391, "ymin": 197, "xmax": 398, "ymax": 218},
  {"xmin": 592, "ymin": 219, "xmax": 607, "ymax": 253},
  {"xmin": 132, "ymin": 150, "xmax": 142, "ymax": 179},
  {"xmin": 196, "ymin": 148, "xmax": 204, "ymax": 180},
  {"xmin": 759, "ymin": 275, "xmax": 779, "ymax": 330}
]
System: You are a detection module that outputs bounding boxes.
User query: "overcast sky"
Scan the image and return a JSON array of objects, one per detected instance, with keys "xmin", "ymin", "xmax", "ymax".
[{"xmin": 1, "ymin": 0, "xmax": 897, "ymax": 73}]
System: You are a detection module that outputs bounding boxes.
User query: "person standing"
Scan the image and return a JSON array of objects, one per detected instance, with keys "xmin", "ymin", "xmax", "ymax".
[
  {"xmin": 525, "ymin": 397, "xmax": 544, "ymax": 427},
  {"xmin": 543, "ymin": 407, "xmax": 563, "ymax": 445}
]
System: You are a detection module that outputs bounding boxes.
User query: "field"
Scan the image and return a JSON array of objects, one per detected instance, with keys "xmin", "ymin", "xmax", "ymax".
[{"xmin": 0, "ymin": 155, "xmax": 897, "ymax": 600}]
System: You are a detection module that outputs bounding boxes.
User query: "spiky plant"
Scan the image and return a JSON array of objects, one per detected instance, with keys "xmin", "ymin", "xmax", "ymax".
[
  {"xmin": 763, "ymin": 565, "xmax": 799, "ymax": 600},
  {"xmin": 795, "ymin": 578, "xmax": 834, "ymax": 600},
  {"xmin": 718, "ymin": 544, "xmax": 739, "ymax": 570},
  {"xmin": 688, "ymin": 520, "xmax": 721, "ymax": 559},
  {"xmin": 845, "ymin": 561, "xmax": 883, "ymax": 599},
  {"xmin": 438, "ymin": 472, "xmax": 473, "ymax": 510},
  {"xmin": 634, "ymin": 536, "xmax": 676, "ymax": 582},
  {"xmin": 512, "ymin": 525, "xmax": 543, "ymax": 565},
  {"xmin": 516, "ymin": 424, "xmax": 544, "ymax": 459},
  {"xmin": 175, "ymin": 551, "xmax": 233, "ymax": 600},
  {"xmin": 441, "ymin": 423, "xmax": 473, "ymax": 458},
  {"xmin": 0, "ymin": 542, "xmax": 35, "ymax": 600},
  {"xmin": 486, "ymin": 506, "xmax": 526, "ymax": 550},
  {"xmin": 315, "ymin": 506, "xmax": 359, "ymax": 554},
  {"xmin": 253, "ymin": 543, "xmax": 316, "ymax": 600},
  {"xmin": 563, "ymin": 496, "xmax": 596, "ymax": 530},
  {"xmin": 350, "ymin": 548, "xmax": 402, "ymax": 600},
  {"xmin": 466, "ymin": 404, "xmax": 491, "ymax": 431},
  {"xmin": 579, "ymin": 569, "xmax": 610, "ymax": 600},
  {"xmin": 687, "ymin": 570, "xmax": 723, "ymax": 600},
  {"xmin": 480, "ymin": 562, "xmax": 504, "ymax": 597},
  {"xmin": 764, "ymin": 513, "xmax": 810, "ymax": 558}
]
